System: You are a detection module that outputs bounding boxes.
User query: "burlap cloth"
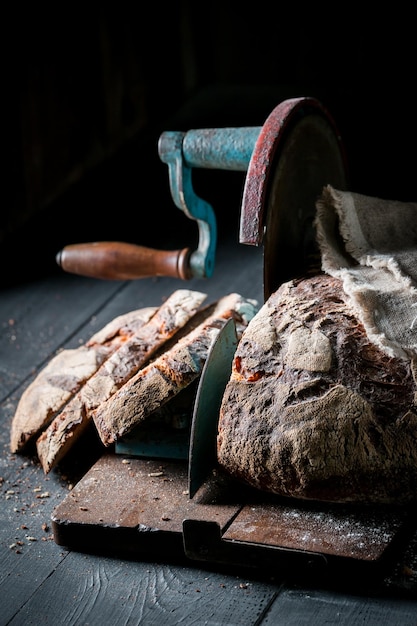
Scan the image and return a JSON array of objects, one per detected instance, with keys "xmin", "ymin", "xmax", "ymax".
[{"xmin": 315, "ymin": 185, "xmax": 417, "ymax": 360}]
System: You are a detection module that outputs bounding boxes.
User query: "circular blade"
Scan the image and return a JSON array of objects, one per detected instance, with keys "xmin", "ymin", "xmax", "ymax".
[
  {"xmin": 240, "ymin": 97, "xmax": 348, "ymax": 300},
  {"xmin": 262, "ymin": 111, "xmax": 348, "ymax": 298}
]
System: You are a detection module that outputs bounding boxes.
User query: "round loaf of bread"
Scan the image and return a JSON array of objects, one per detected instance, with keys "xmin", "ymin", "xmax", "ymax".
[{"xmin": 217, "ymin": 274, "xmax": 417, "ymax": 504}]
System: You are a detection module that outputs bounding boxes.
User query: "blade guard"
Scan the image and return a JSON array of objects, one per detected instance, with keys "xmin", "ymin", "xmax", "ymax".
[{"xmin": 188, "ymin": 317, "xmax": 238, "ymax": 499}]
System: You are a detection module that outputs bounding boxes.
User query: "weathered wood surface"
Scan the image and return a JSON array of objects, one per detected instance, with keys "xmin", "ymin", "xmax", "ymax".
[{"xmin": 1, "ymin": 235, "xmax": 417, "ymax": 625}]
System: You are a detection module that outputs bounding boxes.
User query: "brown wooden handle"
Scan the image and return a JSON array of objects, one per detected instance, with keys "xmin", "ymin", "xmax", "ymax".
[{"xmin": 56, "ymin": 241, "xmax": 192, "ymax": 280}]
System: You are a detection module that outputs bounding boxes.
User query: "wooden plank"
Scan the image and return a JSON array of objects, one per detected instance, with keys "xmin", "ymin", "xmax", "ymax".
[
  {"xmin": 0, "ymin": 450, "xmax": 70, "ymax": 624},
  {"xmin": 7, "ymin": 553, "xmax": 279, "ymax": 626},
  {"xmin": 264, "ymin": 588, "xmax": 417, "ymax": 624},
  {"xmin": 0, "ymin": 274, "xmax": 125, "ymax": 400},
  {"xmin": 0, "ymin": 531, "xmax": 66, "ymax": 625}
]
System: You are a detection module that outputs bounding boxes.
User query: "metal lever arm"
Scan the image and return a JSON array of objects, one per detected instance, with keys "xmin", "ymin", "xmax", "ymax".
[
  {"xmin": 158, "ymin": 128, "xmax": 260, "ymax": 279},
  {"xmin": 56, "ymin": 241, "xmax": 192, "ymax": 280},
  {"xmin": 57, "ymin": 127, "xmax": 261, "ymax": 281}
]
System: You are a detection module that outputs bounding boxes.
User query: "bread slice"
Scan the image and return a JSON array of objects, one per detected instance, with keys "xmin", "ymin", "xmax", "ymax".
[
  {"xmin": 36, "ymin": 289, "xmax": 207, "ymax": 472},
  {"xmin": 92, "ymin": 293, "xmax": 258, "ymax": 447},
  {"xmin": 10, "ymin": 306, "xmax": 157, "ymax": 453}
]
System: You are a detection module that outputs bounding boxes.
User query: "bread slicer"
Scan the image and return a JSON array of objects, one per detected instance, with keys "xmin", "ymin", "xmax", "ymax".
[
  {"xmin": 55, "ymin": 96, "xmax": 348, "ymax": 299},
  {"xmin": 50, "ymin": 96, "xmax": 414, "ymax": 583},
  {"xmin": 51, "ymin": 316, "xmax": 415, "ymax": 585}
]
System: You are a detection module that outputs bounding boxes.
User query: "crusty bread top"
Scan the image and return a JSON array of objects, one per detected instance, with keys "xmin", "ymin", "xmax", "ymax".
[
  {"xmin": 92, "ymin": 293, "xmax": 258, "ymax": 446},
  {"xmin": 35, "ymin": 289, "xmax": 208, "ymax": 472},
  {"xmin": 217, "ymin": 274, "xmax": 417, "ymax": 505},
  {"xmin": 10, "ymin": 306, "xmax": 157, "ymax": 453}
]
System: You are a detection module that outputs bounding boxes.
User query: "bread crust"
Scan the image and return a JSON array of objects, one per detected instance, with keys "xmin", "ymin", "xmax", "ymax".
[
  {"xmin": 92, "ymin": 293, "xmax": 257, "ymax": 447},
  {"xmin": 217, "ymin": 274, "xmax": 417, "ymax": 504},
  {"xmin": 10, "ymin": 307, "xmax": 157, "ymax": 453},
  {"xmin": 36, "ymin": 289, "xmax": 207, "ymax": 472}
]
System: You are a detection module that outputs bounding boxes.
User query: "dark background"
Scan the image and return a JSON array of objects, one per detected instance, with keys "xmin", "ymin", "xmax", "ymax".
[{"xmin": 3, "ymin": 5, "xmax": 416, "ymax": 286}]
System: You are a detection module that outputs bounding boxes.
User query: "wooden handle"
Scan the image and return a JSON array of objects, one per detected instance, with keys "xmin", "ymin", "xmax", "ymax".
[{"xmin": 56, "ymin": 241, "xmax": 192, "ymax": 280}]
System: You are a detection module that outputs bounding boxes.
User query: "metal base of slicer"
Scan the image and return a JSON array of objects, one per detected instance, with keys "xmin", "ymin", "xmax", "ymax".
[
  {"xmin": 51, "ymin": 319, "xmax": 415, "ymax": 587},
  {"xmin": 51, "ymin": 453, "xmax": 413, "ymax": 587}
]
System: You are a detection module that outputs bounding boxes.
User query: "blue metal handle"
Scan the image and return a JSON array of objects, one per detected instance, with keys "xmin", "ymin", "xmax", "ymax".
[
  {"xmin": 158, "ymin": 127, "xmax": 261, "ymax": 278},
  {"xmin": 182, "ymin": 128, "xmax": 260, "ymax": 171}
]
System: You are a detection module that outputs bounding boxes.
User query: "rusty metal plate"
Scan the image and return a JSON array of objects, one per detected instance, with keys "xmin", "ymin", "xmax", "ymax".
[
  {"xmin": 52, "ymin": 452, "xmax": 412, "ymax": 581},
  {"xmin": 183, "ymin": 501, "xmax": 412, "ymax": 581},
  {"xmin": 51, "ymin": 454, "xmax": 240, "ymax": 559},
  {"xmin": 223, "ymin": 503, "xmax": 407, "ymax": 562}
]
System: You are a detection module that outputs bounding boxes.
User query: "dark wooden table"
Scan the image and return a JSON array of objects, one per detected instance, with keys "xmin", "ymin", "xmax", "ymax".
[{"xmin": 1, "ymin": 226, "xmax": 417, "ymax": 625}]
